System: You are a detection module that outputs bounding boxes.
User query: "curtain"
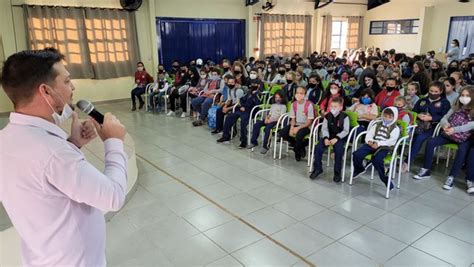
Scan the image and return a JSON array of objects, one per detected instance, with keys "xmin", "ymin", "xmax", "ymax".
[
  {"xmin": 84, "ymin": 8, "xmax": 140, "ymax": 79},
  {"xmin": 24, "ymin": 5, "xmax": 140, "ymax": 79},
  {"xmin": 320, "ymin": 15, "xmax": 332, "ymax": 54},
  {"xmin": 447, "ymin": 16, "xmax": 474, "ymax": 59},
  {"xmin": 24, "ymin": 5, "xmax": 94, "ymax": 79},
  {"xmin": 346, "ymin": 16, "xmax": 363, "ymax": 50},
  {"xmin": 259, "ymin": 14, "xmax": 312, "ymax": 58}
]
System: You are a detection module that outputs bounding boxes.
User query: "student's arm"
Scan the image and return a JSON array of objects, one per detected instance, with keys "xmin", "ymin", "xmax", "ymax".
[
  {"xmin": 336, "ymin": 117, "xmax": 350, "ymax": 140},
  {"xmin": 439, "ymin": 109, "xmax": 452, "ymax": 127},
  {"xmin": 365, "ymin": 124, "xmax": 376, "ymax": 143},
  {"xmin": 378, "ymin": 127, "xmax": 400, "ymax": 147},
  {"xmin": 452, "ymin": 121, "xmax": 474, "ymax": 133}
]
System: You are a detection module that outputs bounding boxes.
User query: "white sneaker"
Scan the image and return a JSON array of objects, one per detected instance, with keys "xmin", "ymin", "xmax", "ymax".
[
  {"xmin": 467, "ymin": 180, "xmax": 474, "ymax": 194},
  {"xmin": 167, "ymin": 111, "xmax": 175, "ymax": 116},
  {"xmin": 413, "ymin": 168, "xmax": 431, "ymax": 180},
  {"xmin": 442, "ymin": 176, "xmax": 454, "ymax": 190},
  {"xmin": 180, "ymin": 113, "xmax": 187, "ymax": 118}
]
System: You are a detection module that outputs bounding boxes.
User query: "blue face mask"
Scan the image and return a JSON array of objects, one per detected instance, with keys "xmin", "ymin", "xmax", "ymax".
[
  {"xmin": 360, "ymin": 97, "xmax": 372, "ymax": 105},
  {"xmin": 383, "ymin": 119, "xmax": 392, "ymax": 126}
]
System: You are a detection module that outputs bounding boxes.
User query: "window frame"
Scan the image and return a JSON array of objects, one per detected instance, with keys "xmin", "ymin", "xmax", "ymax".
[{"xmin": 369, "ymin": 19, "xmax": 419, "ymax": 35}]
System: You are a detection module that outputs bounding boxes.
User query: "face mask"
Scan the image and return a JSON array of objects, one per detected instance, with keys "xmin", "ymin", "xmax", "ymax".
[
  {"xmin": 330, "ymin": 88, "xmax": 339, "ymax": 95},
  {"xmin": 200, "ymin": 74, "xmax": 207, "ymax": 79},
  {"xmin": 397, "ymin": 106, "xmax": 404, "ymax": 112},
  {"xmin": 223, "ymin": 67, "xmax": 230, "ymax": 72},
  {"xmin": 295, "ymin": 94, "xmax": 304, "ymax": 102},
  {"xmin": 383, "ymin": 119, "xmax": 391, "ymax": 126},
  {"xmin": 386, "ymin": 86, "xmax": 396, "ymax": 92},
  {"xmin": 279, "ymin": 70, "xmax": 286, "ymax": 75},
  {"xmin": 267, "ymin": 68, "xmax": 272, "ymax": 72},
  {"xmin": 330, "ymin": 108, "xmax": 340, "ymax": 117},
  {"xmin": 286, "ymin": 79, "xmax": 293, "ymax": 84},
  {"xmin": 158, "ymin": 70, "xmax": 164, "ymax": 74},
  {"xmin": 429, "ymin": 93, "xmax": 440, "ymax": 100},
  {"xmin": 228, "ymin": 84, "xmax": 235, "ymax": 89},
  {"xmin": 275, "ymin": 99, "xmax": 282, "ymax": 104},
  {"xmin": 250, "ymin": 74, "xmax": 257, "ymax": 80},
  {"xmin": 315, "ymin": 65, "xmax": 323, "ymax": 69},
  {"xmin": 42, "ymin": 86, "xmax": 73, "ymax": 125},
  {"xmin": 234, "ymin": 71, "xmax": 241, "ymax": 75},
  {"xmin": 196, "ymin": 64, "xmax": 203, "ymax": 68},
  {"xmin": 307, "ymin": 83, "xmax": 317, "ymax": 89},
  {"xmin": 327, "ymin": 70, "xmax": 334, "ymax": 75},
  {"xmin": 459, "ymin": 96, "xmax": 471, "ymax": 105},
  {"xmin": 360, "ymin": 97, "xmax": 372, "ymax": 105},
  {"xmin": 137, "ymin": 67, "xmax": 144, "ymax": 72},
  {"xmin": 172, "ymin": 65, "xmax": 179, "ymax": 70},
  {"xmin": 348, "ymin": 81, "xmax": 357, "ymax": 87}
]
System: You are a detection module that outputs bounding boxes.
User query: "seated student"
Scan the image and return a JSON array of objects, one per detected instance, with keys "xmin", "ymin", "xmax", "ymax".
[
  {"xmin": 405, "ymin": 82, "xmax": 420, "ymax": 110},
  {"xmin": 414, "ymin": 86, "xmax": 474, "ymax": 189},
  {"xmin": 148, "ymin": 72, "xmax": 169, "ymax": 112},
  {"xmin": 394, "ymin": 96, "xmax": 414, "ymax": 125},
  {"xmin": 310, "ymin": 97, "xmax": 350, "ymax": 182},
  {"xmin": 376, "ymin": 75, "xmax": 386, "ymax": 90},
  {"xmin": 263, "ymin": 64, "xmax": 277, "ymax": 84},
  {"xmin": 279, "ymin": 86, "xmax": 315, "ymax": 161},
  {"xmin": 320, "ymin": 81, "xmax": 348, "ymax": 116},
  {"xmin": 217, "ymin": 81, "xmax": 261, "ymax": 147},
  {"xmin": 403, "ymin": 81, "xmax": 451, "ymax": 171},
  {"xmin": 192, "ymin": 69, "xmax": 225, "ymax": 126},
  {"xmin": 249, "ymin": 91, "xmax": 288, "ymax": 154},
  {"xmin": 348, "ymin": 88, "xmax": 378, "ymax": 130},
  {"xmin": 245, "ymin": 68, "xmax": 264, "ymax": 91},
  {"xmin": 157, "ymin": 64, "xmax": 169, "ymax": 79},
  {"xmin": 283, "ymin": 71, "xmax": 298, "ymax": 101},
  {"xmin": 168, "ymin": 65, "xmax": 190, "ymax": 116},
  {"xmin": 352, "ymin": 73, "xmax": 381, "ymax": 103},
  {"xmin": 212, "ymin": 76, "xmax": 244, "ymax": 134},
  {"xmin": 443, "ymin": 77, "xmax": 459, "ymax": 106},
  {"xmin": 352, "ymin": 107, "xmax": 401, "ymax": 189},
  {"xmin": 450, "ymin": 71, "xmax": 465, "ymax": 93},
  {"xmin": 271, "ymin": 65, "xmax": 287, "ymax": 85},
  {"xmin": 375, "ymin": 77, "xmax": 401, "ymax": 110},
  {"xmin": 131, "ymin": 62, "xmax": 154, "ymax": 111},
  {"xmin": 346, "ymin": 74, "xmax": 361, "ymax": 97},
  {"xmin": 295, "ymin": 70, "xmax": 307, "ymax": 87},
  {"xmin": 465, "ymin": 144, "xmax": 474, "ymax": 194},
  {"xmin": 306, "ymin": 75, "xmax": 324, "ymax": 105},
  {"xmin": 188, "ymin": 70, "xmax": 209, "ymax": 117}
]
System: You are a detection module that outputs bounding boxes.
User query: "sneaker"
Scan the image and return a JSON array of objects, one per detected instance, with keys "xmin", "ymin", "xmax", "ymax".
[
  {"xmin": 239, "ymin": 143, "xmax": 247, "ymax": 149},
  {"xmin": 138, "ymin": 102, "xmax": 145, "ymax": 109},
  {"xmin": 310, "ymin": 169, "xmax": 323, "ymax": 180},
  {"xmin": 217, "ymin": 137, "xmax": 230, "ymax": 144},
  {"xmin": 248, "ymin": 143, "xmax": 257, "ymax": 150},
  {"xmin": 413, "ymin": 168, "xmax": 431, "ymax": 180},
  {"xmin": 466, "ymin": 180, "xmax": 474, "ymax": 194},
  {"xmin": 333, "ymin": 174, "xmax": 342, "ymax": 183},
  {"xmin": 167, "ymin": 111, "xmax": 175, "ymax": 116},
  {"xmin": 180, "ymin": 113, "xmax": 187, "ymax": 118},
  {"xmin": 131, "ymin": 106, "xmax": 136, "ymax": 111},
  {"xmin": 211, "ymin": 129, "xmax": 221, "ymax": 135},
  {"xmin": 442, "ymin": 176, "xmax": 454, "ymax": 190},
  {"xmin": 260, "ymin": 147, "xmax": 269, "ymax": 154},
  {"xmin": 192, "ymin": 120, "xmax": 203, "ymax": 127},
  {"xmin": 352, "ymin": 169, "xmax": 366, "ymax": 180}
]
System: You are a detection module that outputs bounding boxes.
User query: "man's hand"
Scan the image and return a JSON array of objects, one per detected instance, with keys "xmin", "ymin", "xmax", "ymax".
[
  {"xmin": 240, "ymin": 107, "xmax": 245, "ymax": 112},
  {"xmin": 69, "ymin": 112, "xmax": 97, "ymax": 148},
  {"xmin": 92, "ymin": 112, "xmax": 126, "ymax": 142}
]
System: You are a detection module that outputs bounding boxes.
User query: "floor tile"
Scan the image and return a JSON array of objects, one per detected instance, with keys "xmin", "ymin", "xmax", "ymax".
[
  {"xmin": 367, "ymin": 213, "xmax": 431, "ymax": 244},
  {"xmin": 231, "ymin": 238, "xmax": 300, "ymax": 266},
  {"xmin": 384, "ymin": 246, "xmax": 453, "ymax": 267},
  {"xmin": 198, "ymin": 181, "xmax": 241, "ymax": 200},
  {"xmin": 145, "ymin": 180, "xmax": 191, "ymax": 200},
  {"xmin": 300, "ymin": 187, "xmax": 351, "ymax": 208},
  {"xmin": 305, "ymin": 242, "xmax": 379, "ymax": 267},
  {"xmin": 219, "ymin": 193, "xmax": 267, "ymax": 217},
  {"xmin": 271, "ymin": 223, "xmax": 334, "ymax": 257},
  {"xmin": 243, "ymin": 207, "xmax": 297, "ymax": 235},
  {"xmin": 273, "ymin": 195, "xmax": 327, "ymax": 221},
  {"xmin": 137, "ymin": 170, "xmax": 172, "ymax": 188},
  {"xmin": 122, "ymin": 199, "xmax": 175, "ymax": 229},
  {"xmin": 412, "ymin": 230, "xmax": 474, "ymax": 266},
  {"xmin": 183, "ymin": 204, "xmax": 234, "ymax": 232},
  {"xmin": 436, "ymin": 216, "xmax": 474, "ymax": 245},
  {"xmin": 455, "ymin": 203, "xmax": 474, "ymax": 222},
  {"xmin": 204, "ymin": 220, "xmax": 264, "ymax": 253},
  {"xmin": 113, "ymin": 249, "xmax": 174, "ymax": 267},
  {"xmin": 206, "ymin": 255, "xmax": 244, "ymax": 267},
  {"xmin": 339, "ymin": 226, "xmax": 407, "ymax": 262},
  {"xmin": 247, "ymin": 183, "xmax": 295, "ymax": 205},
  {"xmin": 330, "ymin": 198, "xmax": 386, "ymax": 224},
  {"xmin": 412, "ymin": 190, "xmax": 469, "ymax": 215},
  {"xmin": 391, "ymin": 201, "xmax": 452, "ymax": 228},
  {"xmin": 303, "ymin": 210, "xmax": 361, "ymax": 240},
  {"xmin": 162, "ymin": 191, "xmax": 209, "ymax": 215}
]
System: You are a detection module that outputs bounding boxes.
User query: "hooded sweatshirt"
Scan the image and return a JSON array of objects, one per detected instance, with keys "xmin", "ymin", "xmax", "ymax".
[{"xmin": 365, "ymin": 107, "xmax": 401, "ymax": 148}]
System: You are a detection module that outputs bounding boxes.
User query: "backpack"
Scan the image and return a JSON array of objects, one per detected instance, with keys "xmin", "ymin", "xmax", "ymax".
[
  {"xmin": 442, "ymin": 109, "xmax": 472, "ymax": 143},
  {"xmin": 292, "ymin": 100, "xmax": 314, "ymax": 117},
  {"xmin": 207, "ymin": 105, "xmax": 219, "ymax": 129}
]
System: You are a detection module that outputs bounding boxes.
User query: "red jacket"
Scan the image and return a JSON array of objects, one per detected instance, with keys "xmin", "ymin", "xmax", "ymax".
[
  {"xmin": 375, "ymin": 89, "xmax": 400, "ymax": 109},
  {"xmin": 135, "ymin": 71, "xmax": 154, "ymax": 87}
]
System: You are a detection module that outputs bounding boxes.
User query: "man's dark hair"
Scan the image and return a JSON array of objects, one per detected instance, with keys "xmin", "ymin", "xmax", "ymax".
[{"xmin": 1, "ymin": 48, "xmax": 65, "ymax": 107}]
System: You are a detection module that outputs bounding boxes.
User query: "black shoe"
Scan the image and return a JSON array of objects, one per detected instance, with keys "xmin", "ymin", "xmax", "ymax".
[
  {"xmin": 131, "ymin": 106, "xmax": 137, "ymax": 111},
  {"xmin": 211, "ymin": 129, "xmax": 221, "ymax": 135},
  {"xmin": 138, "ymin": 102, "xmax": 145, "ymax": 109},
  {"xmin": 239, "ymin": 143, "xmax": 247, "ymax": 149},
  {"xmin": 295, "ymin": 153, "xmax": 302, "ymax": 162},
  {"xmin": 301, "ymin": 149, "xmax": 307, "ymax": 159},
  {"xmin": 217, "ymin": 137, "xmax": 230, "ymax": 143},
  {"xmin": 333, "ymin": 175, "xmax": 342, "ymax": 183},
  {"xmin": 193, "ymin": 120, "xmax": 203, "ymax": 127},
  {"xmin": 352, "ymin": 169, "xmax": 366, "ymax": 180},
  {"xmin": 310, "ymin": 169, "xmax": 323, "ymax": 180}
]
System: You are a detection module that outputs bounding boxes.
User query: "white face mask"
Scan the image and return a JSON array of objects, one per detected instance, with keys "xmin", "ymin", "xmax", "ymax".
[
  {"xmin": 295, "ymin": 94, "xmax": 304, "ymax": 102},
  {"xmin": 459, "ymin": 96, "xmax": 471, "ymax": 105},
  {"xmin": 137, "ymin": 67, "xmax": 144, "ymax": 71},
  {"xmin": 200, "ymin": 74, "xmax": 207, "ymax": 79},
  {"xmin": 42, "ymin": 86, "xmax": 73, "ymax": 125},
  {"xmin": 330, "ymin": 108, "xmax": 340, "ymax": 117},
  {"xmin": 249, "ymin": 74, "xmax": 257, "ymax": 80},
  {"xmin": 330, "ymin": 88, "xmax": 339, "ymax": 95}
]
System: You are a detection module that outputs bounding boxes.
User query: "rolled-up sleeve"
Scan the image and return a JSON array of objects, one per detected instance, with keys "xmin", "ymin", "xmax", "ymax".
[{"xmin": 45, "ymin": 138, "xmax": 128, "ymax": 212}]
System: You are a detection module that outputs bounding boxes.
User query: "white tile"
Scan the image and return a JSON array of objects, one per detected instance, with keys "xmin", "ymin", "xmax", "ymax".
[
  {"xmin": 455, "ymin": 203, "xmax": 474, "ymax": 222},
  {"xmin": 436, "ymin": 216, "xmax": 474, "ymax": 245},
  {"xmin": 145, "ymin": 180, "xmax": 191, "ymax": 200},
  {"xmin": 271, "ymin": 223, "xmax": 334, "ymax": 257},
  {"xmin": 273, "ymin": 195, "xmax": 327, "ymax": 221},
  {"xmin": 412, "ymin": 190, "xmax": 468, "ymax": 215},
  {"xmin": 305, "ymin": 242, "xmax": 379, "ymax": 267},
  {"xmin": 220, "ymin": 174, "xmax": 269, "ymax": 192},
  {"xmin": 339, "ymin": 226, "xmax": 407, "ymax": 262},
  {"xmin": 384, "ymin": 247, "xmax": 453, "ymax": 267},
  {"xmin": 231, "ymin": 238, "xmax": 300, "ymax": 266},
  {"xmin": 331, "ymin": 198, "xmax": 386, "ymax": 224},
  {"xmin": 122, "ymin": 199, "xmax": 175, "ymax": 229},
  {"xmin": 162, "ymin": 234, "xmax": 227, "ymax": 266},
  {"xmin": 113, "ymin": 249, "xmax": 174, "ymax": 267},
  {"xmin": 367, "ymin": 213, "xmax": 431, "ymax": 244},
  {"xmin": 219, "ymin": 193, "xmax": 267, "ymax": 217},
  {"xmin": 300, "ymin": 187, "xmax": 351, "ymax": 208},
  {"xmin": 205, "ymin": 220, "xmax": 264, "ymax": 253},
  {"xmin": 138, "ymin": 170, "xmax": 172, "ymax": 187},
  {"xmin": 413, "ymin": 230, "xmax": 474, "ymax": 267},
  {"xmin": 391, "ymin": 201, "xmax": 452, "ymax": 228},
  {"xmin": 243, "ymin": 207, "xmax": 297, "ymax": 235},
  {"xmin": 183, "ymin": 205, "xmax": 234, "ymax": 231},
  {"xmin": 206, "ymin": 255, "xmax": 244, "ymax": 267},
  {"xmin": 199, "ymin": 181, "xmax": 241, "ymax": 201},
  {"xmin": 303, "ymin": 210, "xmax": 361, "ymax": 240},
  {"xmin": 247, "ymin": 183, "xmax": 295, "ymax": 205},
  {"xmin": 162, "ymin": 191, "xmax": 209, "ymax": 215}
]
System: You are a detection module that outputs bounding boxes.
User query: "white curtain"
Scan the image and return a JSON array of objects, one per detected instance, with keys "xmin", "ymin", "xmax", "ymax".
[
  {"xmin": 346, "ymin": 16, "xmax": 364, "ymax": 50},
  {"xmin": 320, "ymin": 15, "xmax": 332, "ymax": 53},
  {"xmin": 447, "ymin": 16, "xmax": 474, "ymax": 59},
  {"xmin": 259, "ymin": 14, "xmax": 312, "ymax": 58}
]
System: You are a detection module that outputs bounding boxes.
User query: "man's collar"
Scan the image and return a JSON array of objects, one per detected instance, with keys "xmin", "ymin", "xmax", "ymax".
[{"xmin": 9, "ymin": 112, "xmax": 67, "ymax": 139}]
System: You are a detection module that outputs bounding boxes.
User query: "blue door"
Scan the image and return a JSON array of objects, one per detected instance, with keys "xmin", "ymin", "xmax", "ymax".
[{"xmin": 157, "ymin": 17, "xmax": 246, "ymax": 69}]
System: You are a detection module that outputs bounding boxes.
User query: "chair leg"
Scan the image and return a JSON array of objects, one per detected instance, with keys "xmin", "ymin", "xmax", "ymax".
[
  {"xmin": 446, "ymin": 148, "xmax": 451, "ymax": 168},
  {"xmin": 327, "ymin": 146, "xmax": 331, "ymax": 167},
  {"xmin": 371, "ymin": 166, "xmax": 374, "ymax": 180},
  {"xmin": 279, "ymin": 139, "xmax": 284, "ymax": 160}
]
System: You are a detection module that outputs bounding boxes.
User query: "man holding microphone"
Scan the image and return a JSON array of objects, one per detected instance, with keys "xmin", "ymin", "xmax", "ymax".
[{"xmin": 0, "ymin": 48, "xmax": 128, "ymax": 266}]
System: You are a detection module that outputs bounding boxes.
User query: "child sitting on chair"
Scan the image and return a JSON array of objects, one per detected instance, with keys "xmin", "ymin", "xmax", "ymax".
[
  {"xmin": 249, "ymin": 91, "xmax": 288, "ymax": 154},
  {"xmin": 279, "ymin": 86, "xmax": 315, "ymax": 161},
  {"xmin": 394, "ymin": 96, "xmax": 414, "ymax": 125},
  {"xmin": 148, "ymin": 72, "xmax": 169, "ymax": 112},
  {"xmin": 352, "ymin": 107, "xmax": 401, "ymax": 189},
  {"xmin": 310, "ymin": 97, "xmax": 350, "ymax": 182}
]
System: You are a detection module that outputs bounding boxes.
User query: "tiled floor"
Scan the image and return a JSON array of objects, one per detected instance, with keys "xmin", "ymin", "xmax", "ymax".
[{"xmin": 2, "ymin": 101, "xmax": 473, "ymax": 266}]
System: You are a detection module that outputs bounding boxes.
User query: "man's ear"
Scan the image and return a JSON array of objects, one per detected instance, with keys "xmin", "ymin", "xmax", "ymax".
[{"xmin": 38, "ymin": 84, "xmax": 50, "ymax": 96}]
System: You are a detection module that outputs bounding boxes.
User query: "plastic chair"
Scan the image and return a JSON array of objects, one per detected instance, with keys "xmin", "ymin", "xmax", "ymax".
[
  {"xmin": 433, "ymin": 123, "xmax": 459, "ymax": 168},
  {"xmin": 144, "ymin": 83, "xmax": 154, "ymax": 112}
]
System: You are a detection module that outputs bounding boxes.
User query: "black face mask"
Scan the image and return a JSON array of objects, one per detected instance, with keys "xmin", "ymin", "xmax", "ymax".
[
  {"xmin": 279, "ymin": 70, "xmax": 286, "ymax": 75},
  {"xmin": 327, "ymin": 70, "xmax": 334, "ymax": 75},
  {"xmin": 251, "ymin": 85, "xmax": 259, "ymax": 91},
  {"xmin": 234, "ymin": 71, "xmax": 241, "ymax": 75},
  {"xmin": 196, "ymin": 64, "xmax": 203, "ymax": 68},
  {"xmin": 429, "ymin": 93, "xmax": 440, "ymax": 100},
  {"xmin": 307, "ymin": 83, "xmax": 317, "ymax": 89},
  {"xmin": 286, "ymin": 79, "xmax": 293, "ymax": 84},
  {"xmin": 315, "ymin": 65, "xmax": 323, "ymax": 69},
  {"xmin": 158, "ymin": 70, "xmax": 164, "ymax": 74},
  {"xmin": 223, "ymin": 67, "xmax": 230, "ymax": 72},
  {"xmin": 228, "ymin": 84, "xmax": 235, "ymax": 89},
  {"xmin": 172, "ymin": 65, "xmax": 179, "ymax": 69},
  {"xmin": 386, "ymin": 86, "xmax": 396, "ymax": 92}
]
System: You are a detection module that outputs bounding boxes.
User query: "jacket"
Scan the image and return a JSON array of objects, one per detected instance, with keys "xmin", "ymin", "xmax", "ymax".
[{"xmin": 366, "ymin": 107, "xmax": 401, "ymax": 147}]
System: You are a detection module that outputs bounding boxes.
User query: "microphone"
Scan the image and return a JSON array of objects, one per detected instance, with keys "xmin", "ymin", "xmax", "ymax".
[{"xmin": 76, "ymin": 100, "xmax": 104, "ymax": 124}]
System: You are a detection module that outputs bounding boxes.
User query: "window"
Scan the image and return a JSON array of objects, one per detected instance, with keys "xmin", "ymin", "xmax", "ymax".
[
  {"xmin": 369, "ymin": 19, "xmax": 419, "ymax": 35},
  {"xmin": 331, "ymin": 19, "xmax": 348, "ymax": 50},
  {"xmin": 85, "ymin": 18, "xmax": 130, "ymax": 64}
]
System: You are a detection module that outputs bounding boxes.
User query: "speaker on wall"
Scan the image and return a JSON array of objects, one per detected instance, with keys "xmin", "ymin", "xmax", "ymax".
[{"xmin": 120, "ymin": 0, "xmax": 143, "ymax": 11}]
